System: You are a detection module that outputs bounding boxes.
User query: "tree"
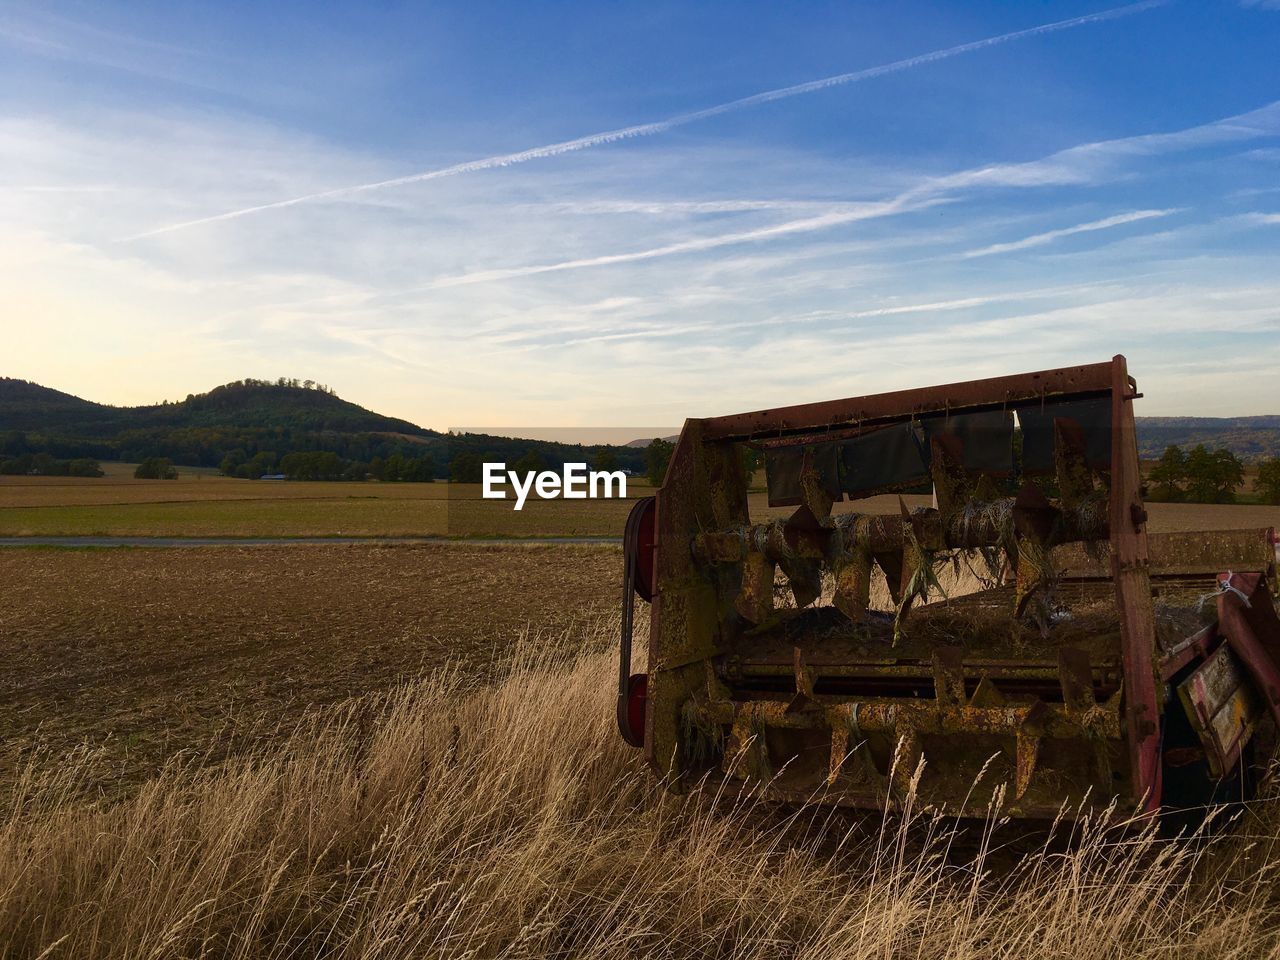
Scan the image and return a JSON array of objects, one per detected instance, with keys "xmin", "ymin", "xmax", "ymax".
[
  {"xmin": 401, "ymin": 456, "xmax": 436, "ymax": 482},
  {"xmin": 511, "ymin": 449, "xmax": 544, "ymax": 482},
  {"xmin": 1184, "ymin": 445, "xmax": 1244, "ymax": 503},
  {"xmin": 67, "ymin": 458, "xmax": 104, "ymax": 477},
  {"xmin": 450, "ymin": 452, "xmax": 485, "ymax": 484},
  {"xmin": 645, "ymin": 438, "xmax": 674, "ymax": 487},
  {"xmin": 135, "ymin": 457, "xmax": 177, "ymax": 479},
  {"xmin": 239, "ymin": 451, "xmax": 277, "ymax": 479},
  {"xmin": 280, "ymin": 451, "xmax": 343, "ymax": 480},
  {"xmin": 1256, "ymin": 457, "xmax": 1280, "ymax": 506},
  {"xmin": 591, "ymin": 448, "xmax": 619, "ymax": 472},
  {"xmin": 219, "ymin": 449, "xmax": 247, "ymax": 477},
  {"xmin": 1147, "ymin": 445, "xmax": 1188, "ymax": 501}
]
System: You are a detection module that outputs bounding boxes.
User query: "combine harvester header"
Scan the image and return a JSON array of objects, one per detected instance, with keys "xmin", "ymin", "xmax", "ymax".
[{"xmin": 618, "ymin": 356, "xmax": 1279, "ymax": 819}]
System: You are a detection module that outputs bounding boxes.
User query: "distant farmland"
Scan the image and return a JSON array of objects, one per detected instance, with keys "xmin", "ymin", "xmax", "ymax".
[{"xmin": 1, "ymin": 469, "xmax": 1277, "ymax": 538}]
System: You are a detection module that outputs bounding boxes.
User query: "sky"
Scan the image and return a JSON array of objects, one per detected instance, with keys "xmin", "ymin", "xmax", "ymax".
[{"xmin": 2, "ymin": 0, "xmax": 1279, "ymax": 429}]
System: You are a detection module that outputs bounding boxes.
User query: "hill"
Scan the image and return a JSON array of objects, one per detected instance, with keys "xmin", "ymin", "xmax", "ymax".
[
  {"xmin": 0, "ymin": 378, "xmax": 645, "ymax": 476},
  {"xmin": 1135, "ymin": 416, "xmax": 1280, "ymax": 461},
  {"xmin": 0, "ymin": 378, "xmax": 427, "ymax": 438}
]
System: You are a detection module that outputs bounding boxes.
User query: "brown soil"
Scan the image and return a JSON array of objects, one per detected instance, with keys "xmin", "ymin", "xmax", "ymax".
[{"xmin": 0, "ymin": 543, "xmax": 620, "ymax": 796}]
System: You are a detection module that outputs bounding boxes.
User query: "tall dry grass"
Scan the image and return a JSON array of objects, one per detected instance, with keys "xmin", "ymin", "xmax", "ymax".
[{"xmin": 3, "ymin": 618, "xmax": 1280, "ymax": 959}]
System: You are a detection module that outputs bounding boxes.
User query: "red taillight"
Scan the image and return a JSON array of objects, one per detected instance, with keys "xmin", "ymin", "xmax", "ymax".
[{"xmin": 621, "ymin": 673, "xmax": 647, "ymax": 748}]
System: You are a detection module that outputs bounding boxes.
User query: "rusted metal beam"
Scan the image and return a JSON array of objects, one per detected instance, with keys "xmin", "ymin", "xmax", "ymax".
[
  {"xmin": 700, "ymin": 362, "xmax": 1115, "ymax": 443},
  {"xmin": 1055, "ymin": 527, "xmax": 1277, "ymax": 582},
  {"xmin": 1107, "ymin": 355, "xmax": 1161, "ymax": 811}
]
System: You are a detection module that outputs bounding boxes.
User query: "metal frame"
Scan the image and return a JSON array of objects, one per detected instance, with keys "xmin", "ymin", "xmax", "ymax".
[{"xmin": 624, "ymin": 355, "xmax": 1276, "ymax": 818}]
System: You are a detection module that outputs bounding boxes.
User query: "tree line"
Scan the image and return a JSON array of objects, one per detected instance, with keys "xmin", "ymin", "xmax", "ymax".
[
  {"xmin": 218, "ymin": 450, "xmax": 438, "ymax": 482},
  {"xmin": 1148, "ymin": 444, "xmax": 1280, "ymax": 504},
  {"xmin": 0, "ymin": 452, "xmax": 103, "ymax": 476}
]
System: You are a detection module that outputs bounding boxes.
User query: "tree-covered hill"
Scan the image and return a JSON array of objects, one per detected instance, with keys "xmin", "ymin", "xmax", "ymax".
[
  {"xmin": 0, "ymin": 378, "xmax": 646, "ymax": 477},
  {"xmin": 0, "ymin": 378, "xmax": 428, "ymax": 438}
]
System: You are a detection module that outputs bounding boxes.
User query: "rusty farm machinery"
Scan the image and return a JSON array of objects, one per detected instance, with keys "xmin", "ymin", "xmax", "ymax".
[{"xmin": 617, "ymin": 356, "xmax": 1280, "ymax": 819}]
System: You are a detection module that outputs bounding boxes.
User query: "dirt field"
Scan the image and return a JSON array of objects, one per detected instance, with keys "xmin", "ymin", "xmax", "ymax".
[
  {"xmin": 0, "ymin": 543, "xmax": 621, "ymax": 795},
  {"xmin": 3, "ymin": 472, "xmax": 1277, "ymax": 537}
]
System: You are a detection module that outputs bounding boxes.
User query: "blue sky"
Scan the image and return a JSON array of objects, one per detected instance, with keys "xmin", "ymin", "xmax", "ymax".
[{"xmin": 2, "ymin": 0, "xmax": 1278, "ymax": 428}]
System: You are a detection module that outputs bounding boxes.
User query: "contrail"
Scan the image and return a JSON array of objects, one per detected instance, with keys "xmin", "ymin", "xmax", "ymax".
[
  {"xmin": 960, "ymin": 208, "xmax": 1179, "ymax": 258},
  {"xmin": 123, "ymin": 0, "xmax": 1166, "ymax": 241}
]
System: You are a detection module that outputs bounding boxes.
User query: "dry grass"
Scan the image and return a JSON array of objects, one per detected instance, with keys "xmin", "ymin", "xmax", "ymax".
[{"xmin": 3, "ymin": 619, "xmax": 1280, "ymax": 959}]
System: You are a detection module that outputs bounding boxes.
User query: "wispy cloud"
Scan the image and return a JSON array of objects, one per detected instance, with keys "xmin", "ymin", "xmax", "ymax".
[
  {"xmin": 120, "ymin": 0, "xmax": 1166, "ymax": 241},
  {"xmin": 1236, "ymin": 211, "xmax": 1280, "ymax": 224},
  {"xmin": 960, "ymin": 209, "xmax": 1178, "ymax": 258},
  {"xmin": 541, "ymin": 199, "xmax": 872, "ymax": 216},
  {"xmin": 383, "ymin": 98, "xmax": 1280, "ymax": 292},
  {"xmin": 423, "ymin": 196, "xmax": 945, "ymax": 289}
]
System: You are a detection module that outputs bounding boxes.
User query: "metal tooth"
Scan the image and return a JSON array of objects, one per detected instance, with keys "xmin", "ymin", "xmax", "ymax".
[
  {"xmin": 787, "ymin": 647, "xmax": 816, "ymax": 714},
  {"xmin": 833, "ymin": 546, "xmax": 873, "ymax": 622},
  {"xmin": 1014, "ymin": 701, "xmax": 1048, "ymax": 800},
  {"xmin": 894, "ymin": 498, "xmax": 934, "ymax": 637},
  {"xmin": 969, "ymin": 675, "xmax": 1005, "ymax": 708},
  {"xmin": 874, "ymin": 550, "xmax": 906, "ymax": 606},
  {"xmin": 1057, "ymin": 647, "xmax": 1096, "ymax": 715},
  {"xmin": 933, "ymin": 647, "xmax": 966, "ymax": 708},
  {"xmin": 728, "ymin": 706, "xmax": 772, "ymax": 782},
  {"xmin": 1014, "ymin": 731, "xmax": 1041, "ymax": 800},
  {"xmin": 735, "ymin": 552, "xmax": 774, "ymax": 624},
  {"xmin": 798, "ymin": 446, "xmax": 835, "ymax": 521},
  {"xmin": 929, "ymin": 433, "xmax": 968, "ymax": 524},
  {"xmin": 779, "ymin": 556, "xmax": 823, "ymax": 609},
  {"xmin": 1092, "ymin": 740, "xmax": 1113, "ymax": 791},
  {"xmin": 1014, "ymin": 538, "xmax": 1053, "ymax": 619},
  {"xmin": 827, "ymin": 704, "xmax": 879, "ymax": 786},
  {"xmin": 828, "ymin": 718, "xmax": 850, "ymax": 785}
]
